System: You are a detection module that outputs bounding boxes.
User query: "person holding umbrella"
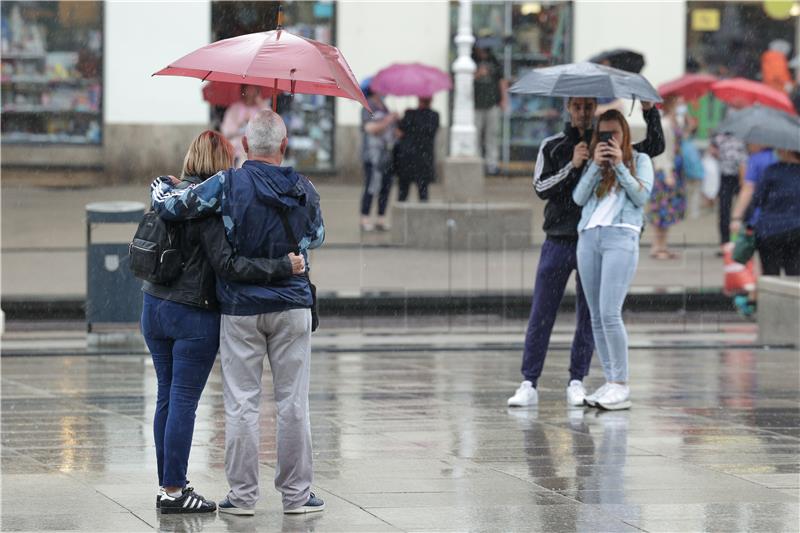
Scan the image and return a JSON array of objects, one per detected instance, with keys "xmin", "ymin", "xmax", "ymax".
[
  {"xmin": 369, "ymin": 63, "xmax": 451, "ymax": 203},
  {"xmin": 394, "ymin": 96, "xmax": 439, "ymax": 202},
  {"xmin": 507, "ymin": 102, "xmax": 664, "ymax": 408},
  {"xmin": 506, "ymin": 61, "xmax": 665, "ymax": 408}
]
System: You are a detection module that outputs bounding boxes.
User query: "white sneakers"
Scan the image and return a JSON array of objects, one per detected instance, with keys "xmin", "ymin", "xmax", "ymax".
[
  {"xmin": 507, "ymin": 380, "xmax": 538, "ymax": 407},
  {"xmin": 566, "ymin": 380, "xmax": 587, "ymax": 406},
  {"xmin": 584, "ymin": 382, "xmax": 612, "ymax": 407},
  {"xmin": 587, "ymin": 383, "xmax": 631, "ymax": 410},
  {"xmin": 508, "ymin": 380, "xmax": 631, "ymax": 410}
]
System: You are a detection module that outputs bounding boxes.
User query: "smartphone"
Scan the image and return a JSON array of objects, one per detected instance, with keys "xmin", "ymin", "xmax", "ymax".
[{"xmin": 598, "ymin": 132, "xmax": 613, "ymax": 143}]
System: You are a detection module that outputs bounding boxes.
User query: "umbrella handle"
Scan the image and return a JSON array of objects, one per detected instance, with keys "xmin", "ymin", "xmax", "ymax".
[
  {"xmin": 273, "ymin": 78, "xmax": 278, "ymax": 112},
  {"xmin": 276, "ymin": 5, "xmax": 284, "ymax": 30}
]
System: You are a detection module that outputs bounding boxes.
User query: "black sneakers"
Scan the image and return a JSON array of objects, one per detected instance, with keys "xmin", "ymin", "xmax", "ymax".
[{"xmin": 160, "ymin": 486, "xmax": 216, "ymax": 514}]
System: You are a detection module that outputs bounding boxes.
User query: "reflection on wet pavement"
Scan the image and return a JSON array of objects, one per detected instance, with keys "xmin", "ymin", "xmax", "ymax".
[{"xmin": 2, "ymin": 333, "xmax": 798, "ymax": 532}]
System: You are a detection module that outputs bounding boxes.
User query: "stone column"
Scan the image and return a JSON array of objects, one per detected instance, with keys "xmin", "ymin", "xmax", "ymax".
[{"xmin": 444, "ymin": 0, "xmax": 484, "ymax": 202}]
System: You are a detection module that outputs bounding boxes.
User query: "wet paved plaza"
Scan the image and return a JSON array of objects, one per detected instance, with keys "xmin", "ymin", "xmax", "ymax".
[{"xmin": 2, "ymin": 319, "xmax": 799, "ymax": 532}]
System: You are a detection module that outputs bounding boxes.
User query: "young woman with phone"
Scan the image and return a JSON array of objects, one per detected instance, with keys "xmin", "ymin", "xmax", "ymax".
[{"xmin": 572, "ymin": 110, "xmax": 654, "ymax": 410}]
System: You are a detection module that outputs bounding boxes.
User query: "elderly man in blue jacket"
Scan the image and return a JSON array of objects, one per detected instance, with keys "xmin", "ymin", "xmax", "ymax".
[{"xmin": 151, "ymin": 109, "xmax": 325, "ymax": 516}]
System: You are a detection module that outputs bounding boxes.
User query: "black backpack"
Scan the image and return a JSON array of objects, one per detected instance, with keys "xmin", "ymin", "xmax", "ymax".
[{"xmin": 128, "ymin": 211, "xmax": 183, "ymax": 284}]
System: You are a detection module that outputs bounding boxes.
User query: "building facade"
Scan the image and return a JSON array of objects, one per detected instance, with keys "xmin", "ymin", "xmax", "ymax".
[{"xmin": 2, "ymin": 1, "xmax": 799, "ymax": 184}]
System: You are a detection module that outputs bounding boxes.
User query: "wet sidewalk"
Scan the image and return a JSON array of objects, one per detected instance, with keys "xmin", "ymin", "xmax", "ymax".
[
  {"xmin": 2, "ymin": 181, "xmax": 731, "ymax": 304},
  {"xmin": 2, "ymin": 317, "xmax": 798, "ymax": 532}
]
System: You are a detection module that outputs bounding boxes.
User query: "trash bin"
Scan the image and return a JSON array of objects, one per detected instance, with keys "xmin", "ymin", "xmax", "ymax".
[{"xmin": 85, "ymin": 201, "xmax": 146, "ymax": 334}]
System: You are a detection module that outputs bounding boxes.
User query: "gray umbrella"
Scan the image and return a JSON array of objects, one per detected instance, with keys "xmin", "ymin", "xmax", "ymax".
[
  {"xmin": 717, "ymin": 105, "xmax": 800, "ymax": 151},
  {"xmin": 509, "ymin": 61, "xmax": 662, "ymax": 102}
]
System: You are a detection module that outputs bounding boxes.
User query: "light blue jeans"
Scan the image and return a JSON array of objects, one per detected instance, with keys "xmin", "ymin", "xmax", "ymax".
[{"xmin": 576, "ymin": 226, "xmax": 639, "ymax": 383}]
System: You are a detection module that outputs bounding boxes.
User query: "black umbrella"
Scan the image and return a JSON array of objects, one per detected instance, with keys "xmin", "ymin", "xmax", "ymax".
[
  {"xmin": 589, "ymin": 49, "xmax": 645, "ymax": 74},
  {"xmin": 718, "ymin": 105, "xmax": 800, "ymax": 152},
  {"xmin": 509, "ymin": 62, "xmax": 662, "ymax": 103}
]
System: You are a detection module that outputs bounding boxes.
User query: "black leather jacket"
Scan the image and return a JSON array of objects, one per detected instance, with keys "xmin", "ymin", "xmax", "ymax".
[
  {"xmin": 142, "ymin": 178, "xmax": 292, "ymax": 311},
  {"xmin": 533, "ymin": 107, "xmax": 665, "ymax": 240}
]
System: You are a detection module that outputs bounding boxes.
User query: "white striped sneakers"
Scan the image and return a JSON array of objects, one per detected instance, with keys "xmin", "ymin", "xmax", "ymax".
[{"xmin": 159, "ymin": 486, "xmax": 216, "ymax": 514}]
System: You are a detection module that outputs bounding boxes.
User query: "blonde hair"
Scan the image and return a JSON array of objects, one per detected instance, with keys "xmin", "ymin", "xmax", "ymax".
[{"xmin": 181, "ymin": 130, "xmax": 235, "ymax": 180}]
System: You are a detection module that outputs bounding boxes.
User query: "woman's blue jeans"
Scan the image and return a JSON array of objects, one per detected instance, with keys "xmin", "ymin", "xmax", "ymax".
[
  {"xmin": 141, "ymin": 293, "xmax": 220, "ymax": 488},
  {"xmin": 576, "ymin": 227, "xmax": 639, "ymax": 383}
]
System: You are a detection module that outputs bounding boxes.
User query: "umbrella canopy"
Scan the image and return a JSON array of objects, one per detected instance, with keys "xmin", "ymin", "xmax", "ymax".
[
  {"xmin": 716, "ymin": 105, "xmax": 800, "ymax": 151},
  {"xmin": 153, "ymin": 29, "xmax": 370, "ymax": 111},
  {"xmin": 658, "ymin": 73, "xmax": 718, "ymax": 101},
  {"xmin": 589, "ymin": 49, "xmax": 645, "ymax": 74},
  {"xmin": 509, "ymin": 62, "xmax": 662, "ymax": 103},
  {"xmin": 202, "ymin": 81, "xmax": 271, "ymax": 107},
  {"xmin": 370, "ymin": 63, "xmax": 452, "ymax": 97},
  {"xmin": 711, "ymin": 78, "xmax": 796, "ymax": 115}
]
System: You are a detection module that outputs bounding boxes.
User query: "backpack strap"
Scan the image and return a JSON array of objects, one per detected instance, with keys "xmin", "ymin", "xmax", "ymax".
[{"xmin": 276, "ymin": 207, "xmax": 301, "ymax": 255}]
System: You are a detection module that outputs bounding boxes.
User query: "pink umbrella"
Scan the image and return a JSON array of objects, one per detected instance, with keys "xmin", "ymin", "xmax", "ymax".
[
  {"xmin": 370, "ymin": 63, "xmax": 452, "ymax": 97},
  {"xmin": 711, "ymin": 78, "xmax": 796, "ymax": 115},
  {"xmin": 658, "ymin": 73, "xmax": 717, "ymax": 101},
  {"xmin": 153, "ymin": 29, "xmax": 370, "ymax": 111}
]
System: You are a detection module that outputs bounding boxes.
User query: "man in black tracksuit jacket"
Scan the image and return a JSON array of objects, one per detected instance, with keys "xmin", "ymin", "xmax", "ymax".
[{"xmin": 507, "ymin": 98, "xmax": 665, "ymax": 407}]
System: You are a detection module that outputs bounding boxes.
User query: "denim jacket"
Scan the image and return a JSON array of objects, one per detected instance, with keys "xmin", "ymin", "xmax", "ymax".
[{"xmin": 573, "ymin": 152, "xmax": 654, "ymax": 233}]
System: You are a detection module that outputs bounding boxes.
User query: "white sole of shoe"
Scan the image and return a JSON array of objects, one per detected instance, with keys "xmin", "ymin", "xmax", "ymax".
[
  {"xmin": 284, "ymin": 502, "xmax": 326, "ymax": 514},
  {"xmin": 567, "ymin": 394, "xmax": 586, "ymax": 407},
  {"xmin": 218, "ymin": 506, "xmax": 255, "ymax": 516},
  {"xmin": 596, "ymin": 400, "xmax": 631, "ymax": 411},
  {"xmin": 507, "ymin": 400, "xmax": 537, "ymax": 407}
]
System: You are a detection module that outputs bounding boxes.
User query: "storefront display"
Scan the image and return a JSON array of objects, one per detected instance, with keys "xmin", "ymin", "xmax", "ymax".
[
  {"xmin": 1, "ymin": 1, "xmax": 102, "ymax": 145},
  {"xmin": 211, "ymin": 1, "xmax": 336, "ymax": 172},
  {"xmin": 451, "ymin": 1, "xmax": 573, "ymax": 174}
]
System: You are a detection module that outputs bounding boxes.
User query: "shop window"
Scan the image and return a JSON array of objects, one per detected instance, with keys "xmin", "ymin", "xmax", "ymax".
[
  {"xmin": 450, "ymin": 1, "xmax": 573, "ymax": 174},
  {"xmin": 1, "ymin": 1, "xmax": 103, "ymax": 145},
  {"xmin": 686, "ymin": 1, "xmax": 798, "ymax": 138},
  {"xmin": 211, "ymin": 1, "xmax": 336, "ymax": 173}
]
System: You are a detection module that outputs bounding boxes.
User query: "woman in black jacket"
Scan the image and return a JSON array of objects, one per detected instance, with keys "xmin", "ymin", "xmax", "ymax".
[
  {"xmin": 141, "ymin": 130, "xmax": 305, "ymax": 514},
  {"xmin": 395, "ymin": 97, "xmax": 440, "ymax": 202}
]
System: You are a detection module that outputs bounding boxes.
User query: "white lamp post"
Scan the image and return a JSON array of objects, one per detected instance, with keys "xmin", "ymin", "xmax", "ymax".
[{"xmin": 450, "ymin": 0, "xmax": 478, "ymax": 157}]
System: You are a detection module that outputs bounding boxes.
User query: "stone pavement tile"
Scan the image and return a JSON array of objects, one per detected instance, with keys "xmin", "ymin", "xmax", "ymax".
[
  {"xmin": 555, "ymin": 487, "xmax": 798, "ymax": 505},
  {"xmin": 587, "ymin": 502, "xmax": 800, "ymax": 522},
  {"xmin": 625, "ymin": 519, "xmax": 798, "ymax": 533},
  {"xmin": 342, "ymin": 489, "xmax": 568, "ymax": 509},
  {"xmin": 737, "ymin": 473, "xmax": 800, "ymax": 488},
  {"xmin": 0, "ymin": 512, "xmax": 151, "ymax": 532},
  {"xmin": 367, "ymin": 505, "xmax": 638, "ymax": 533}
]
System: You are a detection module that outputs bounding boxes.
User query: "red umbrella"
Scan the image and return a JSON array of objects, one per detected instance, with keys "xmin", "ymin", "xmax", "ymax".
[
  {"xmin": 371, "ymin": 63, "xmax": 452, "ymax": 97},
  {"xmin": 658, "ymin": 73, "xmax": 717, "ymax": 101},
  {"xmin": 201, "ymin": 82, "xmax": 272, "ymax": 107},
  {"xmin": 711, "ymin": 78, "xmax": 796, "ymax": 115},
  {"xmin": 153, "ymin": 29, "xmax": 370, "ymax": 112}
]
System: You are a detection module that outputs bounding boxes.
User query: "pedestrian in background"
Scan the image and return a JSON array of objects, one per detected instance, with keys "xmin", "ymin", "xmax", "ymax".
[
  {"xmin": 221, "ymin": 84, "xmax": 265, "ymax": 167},
  {"xmin": 573, "ymin": 109, "xmax": 654, "ymax": 410},
  {"xmin": 751, "ymin": 149, "xmax": 800, "ymax": 275},
  {"xmin": 647, "ymin": 95, "xmax": 686, "ymax": 260},
  {"xmin": 711, "ymin": 126, "xmax": 748, "ymax": 251},
  {"xmin": 761, "ymin": 39, "xmax": 793, "ymax": 93},
  {"xmin": 141, "ymin": 130, "xmax": 303, "ymax": 514},
  {"xmin": 360, "ymin": 84, "xmax": 398, "ymax": 231},
  {"xmin": 394, "ymin": 96, "xmax": 440, "ymax": 202},
  {"xmin": 472, "ymin": 43, "xmax": 508, "ymax": 175}
]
